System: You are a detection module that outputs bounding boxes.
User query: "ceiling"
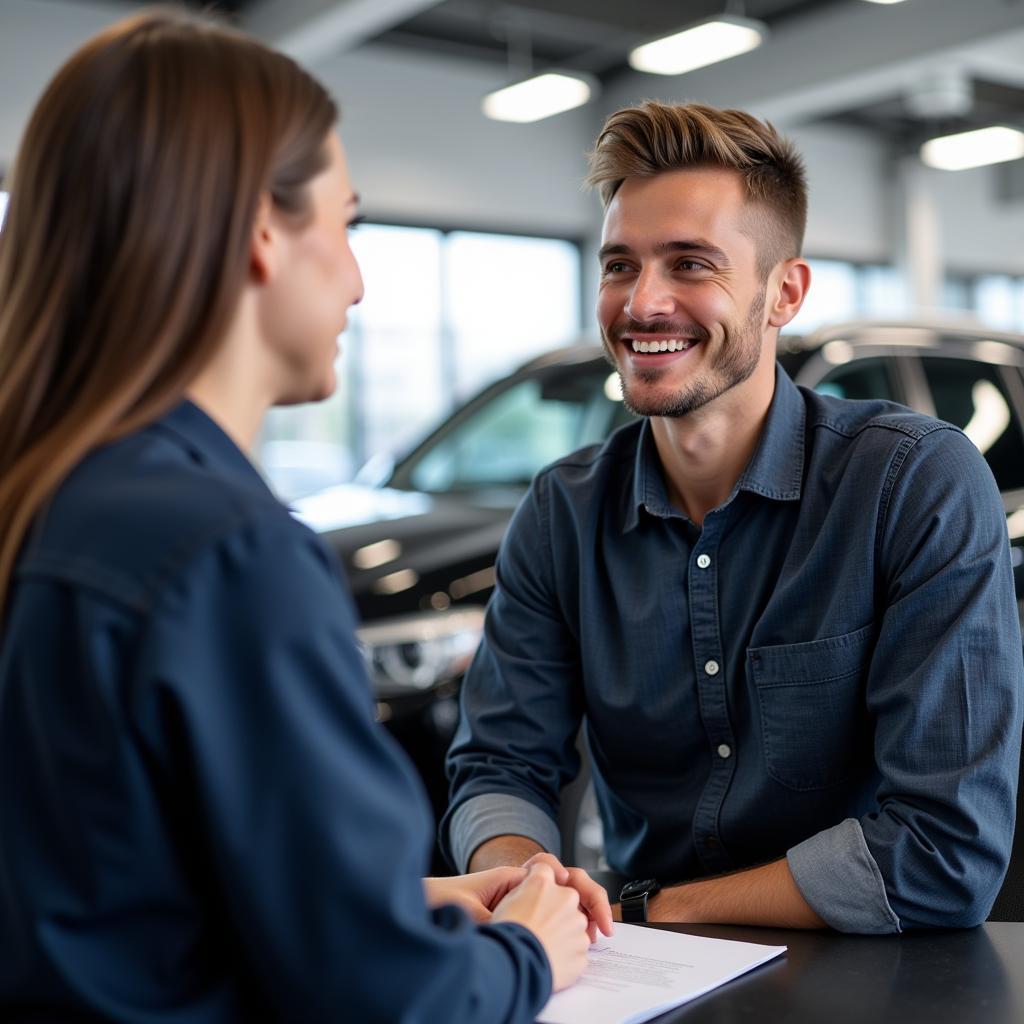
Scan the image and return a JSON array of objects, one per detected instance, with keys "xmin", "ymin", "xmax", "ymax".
[
  {"xmin": 66, "ymin": 0, "xmax": 1024, "ymax": 144},
  {"xmin": 364, "ymin": 0, "xmax": 839, "ymax": 78}
]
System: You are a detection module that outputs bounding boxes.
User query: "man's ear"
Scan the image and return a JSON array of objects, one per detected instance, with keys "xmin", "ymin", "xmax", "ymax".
[
  {"xmin": 767, "ymin": 258, "xmax": 811, "ymax": 328},
  {"xmin": 249, "ymin": 192, "xmax": 277, "ymax": 285}
]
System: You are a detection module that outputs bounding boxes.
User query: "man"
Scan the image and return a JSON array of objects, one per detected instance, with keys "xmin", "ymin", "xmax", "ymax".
[{"xmin": 442, "ymin": 101, "xmax": 1023, "ymax": 933}]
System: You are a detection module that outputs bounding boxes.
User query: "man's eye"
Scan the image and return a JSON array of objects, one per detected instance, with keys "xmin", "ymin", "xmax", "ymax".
[
  {"xmin": 677, "ymin": 259, "xmax": 708, "ymax": 272},
  {"xmin": 347, "ymin": 214, "xmax": 366, "ymax": 231},
  {"xmin": 604, "ymin": 261, "xmax": 630, "ymax": 274}
]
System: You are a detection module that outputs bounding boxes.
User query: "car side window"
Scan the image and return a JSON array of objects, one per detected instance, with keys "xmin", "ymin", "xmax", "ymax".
[
  {"xmin": 919, "ymin": 357, "xmax": 1024, "ymax": 492},
  {"xmin": 407, "ymin": 369, "xmax": 624, "ymax": 492},
  {"xmin": 814, "ymin": 357, "xmax": 897, "ymax": 402}
]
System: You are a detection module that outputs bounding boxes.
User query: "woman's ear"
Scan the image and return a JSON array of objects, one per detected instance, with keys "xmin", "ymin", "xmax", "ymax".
[
  {"xmin": 249, "ymin": 193, "xmax": 277, "ymax": 285},
  {"xmin": 767, "ymin": 258, "xmax": 811, "ymax": 328}
]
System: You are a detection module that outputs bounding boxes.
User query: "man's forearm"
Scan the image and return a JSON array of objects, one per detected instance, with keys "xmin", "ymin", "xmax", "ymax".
[
  {"xmin": 468, "ymin": 834, "xmax": 546, "ymax": 872},
  {"xmin": 636, "ymin": 858, "xmax": 827, "ymax": 929}
]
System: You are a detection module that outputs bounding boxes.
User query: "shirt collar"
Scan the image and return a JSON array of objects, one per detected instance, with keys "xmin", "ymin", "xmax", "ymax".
[
  {"xmin": 151, "ymin": 399, "xmax": 273, "ymax": 495},
  {"xmin": 625, "ymin": 363, "xmax": 805, "ymax": 532},
  {"xmin": 736, "ymin": 364, "xmax": 805, "ymax": 502}
]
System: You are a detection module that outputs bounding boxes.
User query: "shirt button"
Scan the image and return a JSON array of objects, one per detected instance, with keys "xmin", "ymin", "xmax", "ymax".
[
  {"xmin": 717, "ymin": 744, "xmax": 732, "ymax": 759},
  {"xmin": 704, "ymin": 659, "xmax": 720, "ymax": 676},
  {"xmin": 696, "ymin": 554, "xmax": 711, "ymax": 569}
]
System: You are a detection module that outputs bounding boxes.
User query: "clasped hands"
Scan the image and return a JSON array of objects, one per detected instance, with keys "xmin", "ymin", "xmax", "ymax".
[{"xmin": 424, "ymin": 852, "xmax": 614, "ymax": 942}]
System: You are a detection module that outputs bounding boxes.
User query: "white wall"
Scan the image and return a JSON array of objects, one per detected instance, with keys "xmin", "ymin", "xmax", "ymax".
[
  {"xmin": 0, "ymin": 0, "xmax": 135, "ymax": 166},
  {"xmin": 927, "ymin": 165, "xmax": 1024, "ymax": 277},
  {"xmin": 314, "ymin": 45, "xmax": 600, "ymax": 238}
]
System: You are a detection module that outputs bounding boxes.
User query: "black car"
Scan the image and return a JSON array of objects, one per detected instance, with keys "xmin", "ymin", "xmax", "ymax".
[{"xmin": 293, "ymin": 320, "xmax": 1024, "ymax": 863}]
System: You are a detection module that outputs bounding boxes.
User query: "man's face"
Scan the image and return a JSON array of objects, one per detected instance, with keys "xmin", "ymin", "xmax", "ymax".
[{"xmin": 597, "ymin": 167, "xmax": 771, "ymax": 418}]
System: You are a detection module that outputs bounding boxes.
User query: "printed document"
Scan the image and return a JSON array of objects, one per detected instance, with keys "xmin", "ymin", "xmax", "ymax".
[{"xmin": 537, "ymin": 923, "xmax": 785, "ymax": 1024}]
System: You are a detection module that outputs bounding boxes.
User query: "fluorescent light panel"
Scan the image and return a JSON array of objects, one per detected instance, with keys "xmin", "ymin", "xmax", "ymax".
[
  {"xmin": 483, "ymin": 73, "xmax": 593, "ymax": 123},
  {"xmin": 629, "ymin": 15, "xmax": 767, "ymax": 76},
  {"xmin": 862, "ymin": 1, "xmax": 908, "ymax": 5},
  {"xmin": 920, "ymin": 126, "xmax": 1024, "ymax": 171}
]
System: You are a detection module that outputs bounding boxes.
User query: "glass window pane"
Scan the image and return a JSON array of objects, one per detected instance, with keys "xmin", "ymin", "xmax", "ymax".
[
  {"xmin": 861, "ymin": 265, "xmax": 909, "ymax": 319},
  {"xmin": 920, "ymin": 356, "xmax": 1024, "ymax": 492},
  {"xmin": 942, "ymin": 276, "xmax": 973, "ymax": 312},
  {"xmin": 445, "ymin": 233, "xmax": 580, "ymax": 399},
  {"xmin": 259, "ymin": 224, "xmax": 447, "ymax": 495},
  {"xmin": 788, "ymin": 259, "xmax": 859, "ymax": 334},
  {"xmin": 976, "ymin": 276, "xmax": 1018, "ymax": 331},
  {"xmin": 353, "ymin": 225, "xmax": 447, "ymax": 459},
  {"xmin": 258, "ymin": 224, "xmax": 584, "ymax": 497}
]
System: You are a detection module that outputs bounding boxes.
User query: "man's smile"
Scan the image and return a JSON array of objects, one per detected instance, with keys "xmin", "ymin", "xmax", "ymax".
[{"xmin": 617, "ymin": 334, "xmax": 703, "ymax": 363}]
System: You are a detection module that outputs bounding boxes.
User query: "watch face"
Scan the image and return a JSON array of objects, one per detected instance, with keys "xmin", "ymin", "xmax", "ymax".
[{"xmin": 620, "ymin": 878, "xmax": 658, "ymax": 901}]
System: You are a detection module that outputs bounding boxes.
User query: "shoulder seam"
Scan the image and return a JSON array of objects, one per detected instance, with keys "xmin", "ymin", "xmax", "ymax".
[{"xmin": 811, "ymin": 414, "xmax": 959, "ymax": 444}]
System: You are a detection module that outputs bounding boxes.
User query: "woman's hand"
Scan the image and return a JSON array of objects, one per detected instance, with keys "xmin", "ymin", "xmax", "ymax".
[
  {"xmin": 423, "ymin": 866, "xmax": 529, "ymax": 923},
  {"xmin": 522, "ymin": 852, "xmax": 614, "ymax": 942},
  {"xmin": 491, "ymin": 862, "xmax": 592, "ymax": 991}
]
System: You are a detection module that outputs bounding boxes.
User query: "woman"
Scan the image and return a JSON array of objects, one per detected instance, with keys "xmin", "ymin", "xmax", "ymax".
[{"xmin": 0, "ymin": 11, "xmax": 609, "ymax": 1022}]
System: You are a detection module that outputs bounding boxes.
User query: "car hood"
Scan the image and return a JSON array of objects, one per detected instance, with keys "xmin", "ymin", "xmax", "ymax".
[{"xmin": 291, "ymin": 482, "xmax": 517, "ymax": 618}]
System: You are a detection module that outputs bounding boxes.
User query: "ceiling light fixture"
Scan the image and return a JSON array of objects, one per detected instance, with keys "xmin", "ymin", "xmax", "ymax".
[
  {"xmin": 920, "ymin": 126, "xmax": 1024, "ymax": 171},
  {"xmin": 861, "ymin": 1, "xmax": 908, "ymax": 5},
  {"xmin": 482, "ymin": 71, "xmax": 596, "ymax": 123},
  {"xmin": 628, "ymin": 14, "xmax": 768, "ymax": 76}
]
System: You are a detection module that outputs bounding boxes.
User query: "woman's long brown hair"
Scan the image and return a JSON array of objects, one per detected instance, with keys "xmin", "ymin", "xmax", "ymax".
[{"xmin": 0, "ymin": 10, "xmax": 337, "ymax": 622}]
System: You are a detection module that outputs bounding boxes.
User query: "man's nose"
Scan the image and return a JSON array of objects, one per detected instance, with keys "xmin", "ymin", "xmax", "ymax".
[{"xmin": 624, "ymin": 267, "xmax": 674, "ymax": 322}]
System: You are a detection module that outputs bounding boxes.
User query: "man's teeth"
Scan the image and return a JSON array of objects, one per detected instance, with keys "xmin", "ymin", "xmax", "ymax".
[{"xmin": 630, "ymin": 338, "xmax": 696, "ymax": 353}]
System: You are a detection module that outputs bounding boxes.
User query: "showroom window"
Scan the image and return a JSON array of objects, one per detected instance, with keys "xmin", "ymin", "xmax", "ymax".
[
  {"xmin": 258, "ymin": 224, "xmax": 582, "ymax": 502},
  {"xmin": 974, "ymin": 275, "xmax": 1024, "ymax": 332},
  {"xmin": 785, "ymin": 259, "xmax": 911, "ymax": 335}
]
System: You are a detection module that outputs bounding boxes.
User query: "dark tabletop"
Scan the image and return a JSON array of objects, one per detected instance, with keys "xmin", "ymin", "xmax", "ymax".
[{"xmin": 638, "ymin": 922, "xmax": 1024, "ymax": 1024}]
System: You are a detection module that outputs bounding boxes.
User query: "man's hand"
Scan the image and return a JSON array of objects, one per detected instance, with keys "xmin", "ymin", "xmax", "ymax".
[
  {"xmin": 491, "ymin": 862, "xmax": 592, "ymax": 992},
  {"xmin": 523, "ymin": 852, "xmax": 614, "ymax": 942},
  {"xmin": 466, "ymin": 835, "xmax": 614, "ymax": 939},
  {"xmin": 423, "ymin": 867, "xmax": 528, "ymax": 923}
]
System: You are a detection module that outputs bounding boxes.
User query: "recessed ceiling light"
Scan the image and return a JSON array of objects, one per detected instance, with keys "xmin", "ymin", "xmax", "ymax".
[
  {"xmin": 862, "ymin": 1, "xmax": 908, "ymax": 5},
  {"xmin": 920, "ymin": 126, "xmax": 1024, "ymax": 171},
  {"xmin": 628, "ymin": 15, "xmax": 767, "ymax": 76},
  {"xmin": 482, "ymin": 72, "xmax": 596, "ymax": 123}
]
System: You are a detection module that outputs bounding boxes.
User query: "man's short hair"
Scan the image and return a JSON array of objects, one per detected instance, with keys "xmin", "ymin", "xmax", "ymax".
[{"xmin": 586, "ymin": 101, "xmax": 808, "ymax": 278}]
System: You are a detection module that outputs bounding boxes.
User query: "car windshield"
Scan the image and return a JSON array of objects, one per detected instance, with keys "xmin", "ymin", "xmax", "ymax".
[{"xmin": 392, "ymin": 362, "xmax": 633, "ymax": 493}]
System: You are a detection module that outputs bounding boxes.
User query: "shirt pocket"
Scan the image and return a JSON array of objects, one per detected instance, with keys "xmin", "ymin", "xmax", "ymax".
[{"xmin": 748, "ymin": 623, "xmax": 875, "ymax": 792}]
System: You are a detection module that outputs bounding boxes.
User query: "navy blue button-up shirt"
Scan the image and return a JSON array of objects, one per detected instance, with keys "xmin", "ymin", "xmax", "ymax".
[
  {"xmin": 444, "ymin": 366, "xmax": 1023, "ymax": 932},
  {"xmin": 0, "ymin": 402, "xmax": 550, "ymax": 1022}
]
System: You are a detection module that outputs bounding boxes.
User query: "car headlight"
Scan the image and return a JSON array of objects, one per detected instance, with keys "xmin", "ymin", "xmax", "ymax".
[{"xmin": 357, "ymin": 607, "xmax": 485, "ymax": 699}]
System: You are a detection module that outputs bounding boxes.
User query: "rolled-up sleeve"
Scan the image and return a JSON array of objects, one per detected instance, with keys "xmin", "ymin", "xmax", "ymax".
[
  {"xmin": 794, "ymin": 426, "xmax": 1022, "ymax": 931},
  {"xmin": 442, "ymin": 476, "xmax": 584, "ymax": 870}
]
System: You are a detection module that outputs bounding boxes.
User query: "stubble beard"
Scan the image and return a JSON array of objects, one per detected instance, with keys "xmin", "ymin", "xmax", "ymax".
[{"xmin": 605, "ymin": 289, "xmax": 767, "ymax": 419}]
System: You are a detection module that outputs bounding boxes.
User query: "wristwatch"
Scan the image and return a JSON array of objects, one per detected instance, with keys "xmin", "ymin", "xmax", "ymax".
[{"xmin": 619, "ymin": 878, "xmax": 661, "ymax": 923}]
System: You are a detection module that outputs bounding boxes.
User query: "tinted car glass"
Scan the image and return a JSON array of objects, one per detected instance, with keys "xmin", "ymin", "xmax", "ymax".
[
  {"xmin": 407, "ymin": 367, "xmax": 630, "ymax": 492},
  {"xmin": 814, "ymin": 357, "xmax": 898, "ymax": 402},
  {"xmin": 920, "ymin": 357, "xmax": 1024, "ymax": 492}
]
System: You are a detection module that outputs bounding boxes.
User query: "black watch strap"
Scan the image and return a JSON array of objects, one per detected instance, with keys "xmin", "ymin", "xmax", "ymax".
[{"xmin": 619, "ymin": 878, "xmax": 661, "ymax": 923}]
